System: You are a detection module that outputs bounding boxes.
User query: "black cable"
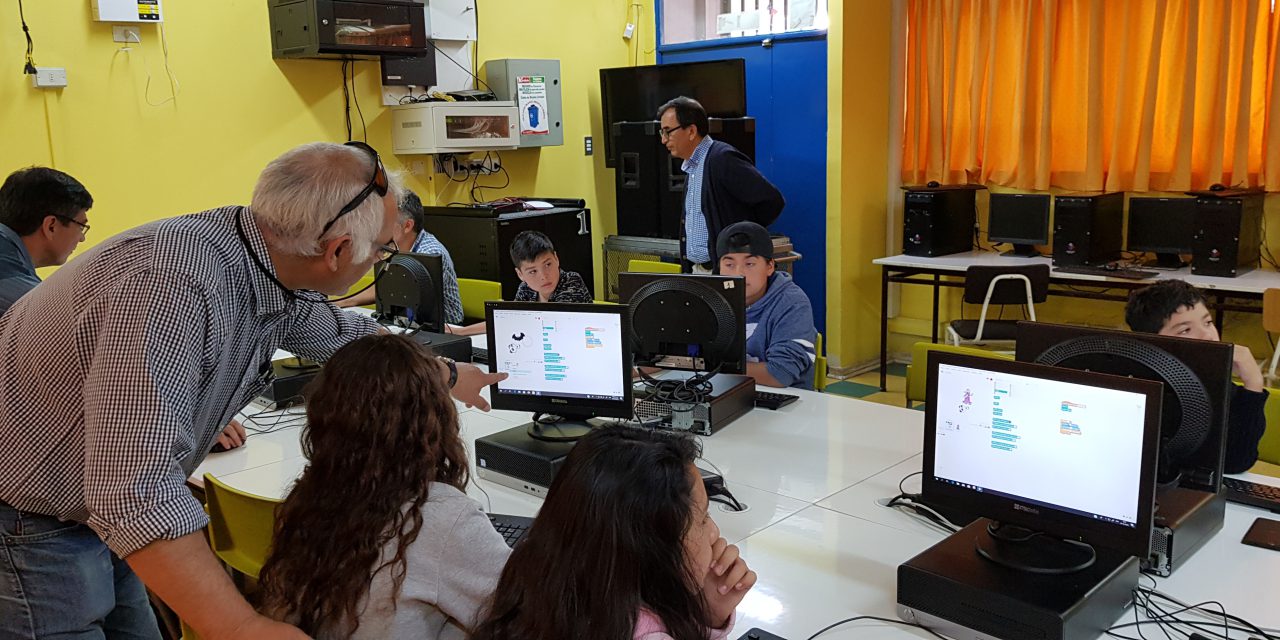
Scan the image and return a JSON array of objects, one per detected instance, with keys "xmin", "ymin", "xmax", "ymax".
[
  {"xmin": 18, "ymin": 0, "xmax": 36, "ymax": 74},
  {"xmin": 424, "ymin": 38, "xmax": 492, "ymax": 93},
  {"xmin": 348, "ymin": 58, "xmax": 367, "ymax": 142},
  {"xmin": 806, "ymin": 615, "xmax": 948, "ymax": 640},
  {"xmin": 341, "ymin": 59, "xmax": 353, "ymax": 141}
]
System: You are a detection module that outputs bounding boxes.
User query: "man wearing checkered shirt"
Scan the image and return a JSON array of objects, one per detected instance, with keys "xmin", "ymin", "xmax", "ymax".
[{"xmin": 0, "ymin": 143, "xmax": 505, "ymax": 640}]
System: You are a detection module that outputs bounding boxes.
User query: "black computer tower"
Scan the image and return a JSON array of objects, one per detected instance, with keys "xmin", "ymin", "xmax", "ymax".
[
  {"xmin": 901, "ymin": 185, "xmax": 979, "ymax": 257},
  {"xmin": 611, "ymin": 117, "xmax": 757, "ymax": 240},
  {"xmin": 1189, "ymin": 191, "xmax": 1263, "ymax": 278},
  {"xmin": 420, "ymin": 206, "xmax": 595, "ymax": 303},
  {"xmin": 1052, "ymin": 192, "xmax": 1123, "ymax": 266}
]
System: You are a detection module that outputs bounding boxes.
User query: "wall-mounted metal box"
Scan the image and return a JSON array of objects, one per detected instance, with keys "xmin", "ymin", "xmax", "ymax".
[
  {"xmin": 269, "ymin": 0, "xmax": 428, "ymax": 60},
  {"xmin": 484, "ymin": 59, "xmax": 563, "ymax": 148}
]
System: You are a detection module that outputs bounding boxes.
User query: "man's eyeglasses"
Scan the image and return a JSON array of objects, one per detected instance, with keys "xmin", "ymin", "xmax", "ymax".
[
  {"xmin": 376, "ymin": 238, "xmax": 400, "ymax": 263},
  {"xmin": 319, "ymin": 141, "xmax": 389, "ymax": 240},
  {"xmin": 658, "ymin": 123, "xmax": 691, "ymax": 140},
  {"xmin": 53, "ymin": 214, "xmax": 90, "ymax": 236}
]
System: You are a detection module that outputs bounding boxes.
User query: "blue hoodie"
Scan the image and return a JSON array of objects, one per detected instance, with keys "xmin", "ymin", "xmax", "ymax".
[{"xmin": 746, "ymin": 271, "xmax": 817, "ymax": 390}]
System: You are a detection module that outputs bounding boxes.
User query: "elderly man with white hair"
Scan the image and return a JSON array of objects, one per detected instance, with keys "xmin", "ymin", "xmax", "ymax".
[{"xmin": 0, "ymin": 142, "xmax": 505, "ymax": 640}]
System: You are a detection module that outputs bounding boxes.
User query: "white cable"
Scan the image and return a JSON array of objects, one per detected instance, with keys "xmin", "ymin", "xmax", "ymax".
[{"xmin": 117, "ymin": 30, "xmax": 177, "ymax": 107}]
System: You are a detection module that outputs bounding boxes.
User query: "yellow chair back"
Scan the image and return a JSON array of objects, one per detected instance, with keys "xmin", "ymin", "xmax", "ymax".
[
  {"xmin": 458, "ymin": 278, "xmax": 503, "ymax": 321},
  {"xmin": 813, "ymin": 332, "xmax": 827, "ymax": 392},
  {"xmin": 1258, "ymin": 388, "xmax": 1280, "ymax": 466},
  {"xmin": 905, "ymin": 342, "xmax": 1013, "ymax": 406},
  {"xmin": 627, "ymin": 259, "xmax": 681, "ymax": 275},
  {"xmin": 203, "ymin": 474, "xmax": 281, "ymax": 580}
]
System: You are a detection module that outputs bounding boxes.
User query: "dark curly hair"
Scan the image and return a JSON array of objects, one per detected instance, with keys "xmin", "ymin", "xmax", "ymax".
[
  {"xmin": 1125, "ymin": 279, "xmax": 1207, "ymax": 334},
  {"xmin": 470, "ymin": 426, "xmax": 711, "ymax": 640},
  {"xmin": 257, "ymin": 334, "xmax": 468, "ymax": 636}
]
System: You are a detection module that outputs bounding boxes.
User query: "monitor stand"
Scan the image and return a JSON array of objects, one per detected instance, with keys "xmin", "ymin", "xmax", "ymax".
[
  {"xmin": 975, "ymin": 521, "xmax": 1097, "ymax": 575},
  {"xmin": 525, "ymin": 414, "xmax": 594, "ymax": 443},
  {"xmin": 1000, "ymin": 244, "xmax": 1041, "ymax": 257}
]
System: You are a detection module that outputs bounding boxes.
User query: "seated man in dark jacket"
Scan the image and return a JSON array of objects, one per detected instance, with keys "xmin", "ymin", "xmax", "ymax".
[
  {"xmin": 657, "ymin": 96, "xmax": 784, "ymax": 273},
  {"xmin": 1125, "ymin": 279, "xmax": 1268, "ymax": 473}
]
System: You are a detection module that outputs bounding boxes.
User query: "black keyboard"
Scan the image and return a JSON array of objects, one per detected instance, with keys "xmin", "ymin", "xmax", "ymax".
[
  {"xmin": 471, "ymin": 346, "xmax": 489, "ymax": 365},
  {"xmin": 754, "ymin": 391, "xmax": 799, "ymax": 410},
  {"xmin": 1222, "ymin": 477, "xmax": 1280, "ymax": 513},
  {"xmin": 487, "ymin": 513, "xmax": 534, "ymax": 547},
  {"xmin": 1053, "ymin": 264, "xmax": 1158, "ymax": 280}
]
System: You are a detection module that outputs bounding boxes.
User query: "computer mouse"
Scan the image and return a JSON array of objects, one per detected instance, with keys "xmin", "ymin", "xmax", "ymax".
[
  {"xmin": 926, "ymin": 180, "xmax": 941, "ymax": 188},
  {"xmin": 1209, "ymin": 183, "xmax": 1225, "ymax": 191},
  {"xmin": 210, "ymin": 441, "xmax": 231, "ymax": 453},
  {"xmin": 1103, "ymin": 262, "xmax": 1118, "ymax": 271}
]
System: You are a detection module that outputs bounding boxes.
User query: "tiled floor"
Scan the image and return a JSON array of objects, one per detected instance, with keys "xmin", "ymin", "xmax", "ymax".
[{"xmin": 824, "ymin": 362, "xmax": 922, "ymax": 410}]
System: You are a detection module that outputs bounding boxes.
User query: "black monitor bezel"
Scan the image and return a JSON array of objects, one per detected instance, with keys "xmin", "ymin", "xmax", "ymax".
[
  {"xmin": 922, "ymin": 352, "xmax": 1162, "ymax": 558},
  {"xmin": 484, "ymin": 301, "xmax": 634, "ymax": 420},
  {"xmin": 1126, "ymin": 196, "xmax": 1197, "ymax": 254},
  {"xmin": 987, "ymin": 193, "xmax": 1052, "ymax": 245},
  {"xmin": 617, "ymin": 272, "xmax": 747, "ymax": 375},
  {"xmin": 375, "ymin": 252, "xmax": 445, "ymax": 333}
]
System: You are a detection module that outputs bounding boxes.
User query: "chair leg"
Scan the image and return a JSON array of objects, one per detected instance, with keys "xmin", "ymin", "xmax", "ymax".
[{"xmin": 1268, "ymin": 346, "xmax": 1280, "ymax": 385}]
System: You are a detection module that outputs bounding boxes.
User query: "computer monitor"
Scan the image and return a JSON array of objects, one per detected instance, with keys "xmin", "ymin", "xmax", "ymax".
[
  {"xmin": 1014, "ymin": 321, "xmax": 1233, "ymax": 492},
  {"xmin": 486, "ymin": 302, "xmax": 633, "ymax": 438},
  {"xmin": 374, "ymin": 252, "xmax": 445, "ymax": 333},
  {"xmin": 617, "ymin": 272, "xmax": 747, "ymax": 375},
  {"xmin": 1126, "ymin": 197, "xmax": 1196, "ymax": 269},
  {"xmin": 923, "ymin": 352, "xmax": 1162, "ymax": 573},
  {"xmin": 988, "ymin": 193, "xmax": 1051, "ymax": 257}
]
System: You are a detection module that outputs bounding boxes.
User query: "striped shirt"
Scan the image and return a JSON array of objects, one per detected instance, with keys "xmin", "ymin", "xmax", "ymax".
[
  {"xmin": 411, "ymin": 230, "xmax": 464, "ymax": 324},
  {"xmin": 0, "ymin": 206, "xmax": 380, "ymax": 557}
]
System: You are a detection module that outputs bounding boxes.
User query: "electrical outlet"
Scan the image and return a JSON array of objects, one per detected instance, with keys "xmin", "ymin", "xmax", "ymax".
[
  {"xmin": 31, "ymin": 67, "xmax": 67, "ymax": 89},
  {"xmin": 623, "ymin": 23, "xmax": 635, "ymax": 39},
  {"xmin": 584, "ymin": 136, "xmax": 593, "ymax": 156},
  {"xmin": 112, "ymin": 26, "xmax": 141, "ymax": 43}
]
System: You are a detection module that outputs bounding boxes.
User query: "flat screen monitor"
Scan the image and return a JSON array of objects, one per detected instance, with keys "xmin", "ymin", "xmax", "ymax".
[
  {"xmin": 374, "ymin": 252, "xmax": 444, "ymax": 333},
  {"xmin": 923, "ymin": 352, "xmax": 1162, "ymax": 570},
  {"xmin": 988, "ymin": 193, "xmax": 1051, "ymax": 257},
  {"xmin": 617, "ymin": 272, "xmax": 747, "ymax": 375},
  {"xmin": 485, "ymin": 302, "xmax": 633, "ymax": 422},
  {"xmin": 1126, "ymin": 197, "xmax": 1196, "ymax": 268},
  {"xmin": 1014, "ymin": 321, "xmax": 1233, "ymax": 492},
  {"xmin": 599, "ymin": 59, "xmax": 747, "ymax": 167}
]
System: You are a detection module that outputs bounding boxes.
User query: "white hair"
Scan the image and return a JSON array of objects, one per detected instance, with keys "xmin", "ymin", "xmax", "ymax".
[{"xmin": 250, "ymin": 142, "xmax": 405, "ymax": 262}]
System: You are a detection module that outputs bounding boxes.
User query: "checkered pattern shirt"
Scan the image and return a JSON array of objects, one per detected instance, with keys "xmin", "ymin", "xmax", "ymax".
[
  {"xmin": 682, "ymin": 135, "xmax": 715, "ymax": 264},
  {"xmin": 0, "ymin": 206, "xmax": 380, "ymax": 557},
  {"xmin": 411, "ymin": 230, "xmax": 464, "ymax": 324}
]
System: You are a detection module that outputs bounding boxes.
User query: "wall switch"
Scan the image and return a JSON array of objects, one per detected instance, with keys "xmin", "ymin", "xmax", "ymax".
[
  {"xmin": 31, "ymin": 67, "xmax": 68, "ymax": 89},
  {"xmin": 584, "ymin": 136, "xmax": 593, "ymax": 156},
  {"xmin": 623, "ymin": 23, "xmax": 635, "ymax": 39},
  {"xmin": 112, "ymin": 26, "xmax": 142, "ymax": 43}
]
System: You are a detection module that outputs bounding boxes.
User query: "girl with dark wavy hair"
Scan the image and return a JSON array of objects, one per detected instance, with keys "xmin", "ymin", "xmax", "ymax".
[
  {"xmin": 470, "ymin": 426, "xmax": 757, "ymax": 640},
  {"xmin": 257, "ymin": 334, "xmax": 511, "ymax": 639}
]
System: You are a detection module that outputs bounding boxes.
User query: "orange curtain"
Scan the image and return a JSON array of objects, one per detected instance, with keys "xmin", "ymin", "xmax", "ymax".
[{"xmin": 902, "ymin": 0, "xmax": 1280, "ymax": 192}]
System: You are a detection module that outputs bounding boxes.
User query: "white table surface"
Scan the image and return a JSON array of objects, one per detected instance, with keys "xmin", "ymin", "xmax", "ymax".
[
  {"xmin": 874, "ymin": 251, "xmax": 1280, "ymax": 294},
  {"xmin": 197, "ymin": 315, "xmax": 1278, "ymax": 640}
]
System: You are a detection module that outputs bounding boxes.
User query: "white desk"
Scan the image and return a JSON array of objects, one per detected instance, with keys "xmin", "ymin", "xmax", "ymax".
[
  {"xmin": 195, "ymin": 337, "xmax": 1279, "ymax": 640},
  {"xmin": 872, "ymin": 252, "xmax": 1280, "ymax": 390}
]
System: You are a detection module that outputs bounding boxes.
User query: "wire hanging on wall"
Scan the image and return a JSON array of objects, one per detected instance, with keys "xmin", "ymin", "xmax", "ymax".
[{"xmin": 18, "ymin": 0, "xmax": 37, "ymax": 74}]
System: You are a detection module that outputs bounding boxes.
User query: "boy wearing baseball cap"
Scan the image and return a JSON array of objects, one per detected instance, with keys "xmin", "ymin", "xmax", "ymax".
[{"xmin": 716, "ymin": 221, "xmax": 818, "ymax": 389}]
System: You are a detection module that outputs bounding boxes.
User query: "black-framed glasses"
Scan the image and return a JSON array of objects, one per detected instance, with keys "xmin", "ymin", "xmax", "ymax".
[
  {"xmin": 319, "ymin": 141, "xmax": 389, "ymax": 240},
  {"xmin": 376, "ymin": 238, "xmax": 400, "ymax": 263},
  {"xmin": 658, "ymin": 123, "xmax": 691, "ymax": 140},
  {"xmin": 53, "ymin": 214, "xmax": 90, "ymax": 236}
]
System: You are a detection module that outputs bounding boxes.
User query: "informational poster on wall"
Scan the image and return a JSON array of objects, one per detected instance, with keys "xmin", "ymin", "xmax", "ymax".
[{"xmin": 517, "ymin": 76, "xmax": 550, "ymax": 136}]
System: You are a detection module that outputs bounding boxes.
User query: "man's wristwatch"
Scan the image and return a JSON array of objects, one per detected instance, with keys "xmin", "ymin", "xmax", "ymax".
[{"xmin": 439, "ymin": 356, "xmax": 458, "ymax": 388}]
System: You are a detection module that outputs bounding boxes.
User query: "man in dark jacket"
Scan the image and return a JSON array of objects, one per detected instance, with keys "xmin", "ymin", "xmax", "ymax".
[{"xmin": 657, "ymin": 96, "xmax": 784, "ymax": 272}]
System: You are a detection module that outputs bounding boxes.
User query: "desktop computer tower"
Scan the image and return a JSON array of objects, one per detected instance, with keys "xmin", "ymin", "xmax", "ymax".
[
  {"xmin": 1190, "ymin": 191, "xmax": 1263, "ymax": 278},
  {"xmin": 612, "ymin": 118, "xmax": 756, "ymax": 240},
  {"xmin": 901, "ymin": 185, "xmax": 979, "ymax": 257},
  {"xmin": 1052, "ymin": 192, "xmax": 1123, "ymax": 267}
]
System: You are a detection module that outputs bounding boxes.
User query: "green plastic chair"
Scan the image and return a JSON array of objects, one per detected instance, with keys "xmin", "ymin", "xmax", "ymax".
[
  {"xmin": 813, "ymin": 332, "xmax": 827, "ymax": 392},
  {"xmin": 458, "ymin": 278, "xmax": 502, "ymax": 321},
  {"xmin": 1258, "ymin": 388, "xmax": 1280, "ymax": 466},
  {"xmin": 905, "ymin": 342, "xmax": 1013, "ymax": 407},
  {"xmin": 627, "ymin": 259, "xmax": 681, "ymax": 275},
  {"xmin": 203, "ymin": 474, "xmax": 281, "ymax": 580}
]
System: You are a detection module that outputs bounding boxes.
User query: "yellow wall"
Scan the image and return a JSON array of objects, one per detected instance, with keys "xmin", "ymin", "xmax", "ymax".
[
  {"xmin": 825, "ymin": 0, "xmax": 893, "ymax": 370},
  {"xmin": 1, "ymin": 1, "xmax": 654, "ymax": 291}
]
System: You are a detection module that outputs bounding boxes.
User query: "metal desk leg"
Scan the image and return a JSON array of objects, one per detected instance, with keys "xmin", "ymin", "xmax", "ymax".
[
  {"xmin": 932, "ymin": 274, "xmax": 941, "ymax": 344},
  {"xmin": 880, "ymin": 266, "xmax": 890, "ymax": 391}
]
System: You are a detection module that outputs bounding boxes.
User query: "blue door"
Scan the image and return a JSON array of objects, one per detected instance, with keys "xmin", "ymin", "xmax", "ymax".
[{"xmin": 659, "ymin": 33, "xmax": 828, "ymax": 335}]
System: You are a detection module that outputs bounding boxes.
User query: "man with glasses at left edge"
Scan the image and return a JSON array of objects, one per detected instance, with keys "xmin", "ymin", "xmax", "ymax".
[{"xmin": 0, "ymin": 142, "xmax": 506, "ymax": 640}]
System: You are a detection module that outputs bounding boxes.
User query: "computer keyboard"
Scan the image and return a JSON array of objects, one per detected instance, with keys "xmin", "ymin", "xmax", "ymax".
[
  {"xmin": 1222, "ymin": 477, "xmax": 1280, "ymax": 513},
  {"xmin": 471, "ymin": 346, "xmax": 489, "ymax": 365},
  {"xmin": 754, "ymin": 391, "xmax": 799, "ymax": 410},
  {"xmin": 1052, "ymin": 264, "xmax": 1159, "ymax": 280},
  {"xmin": 487, "ymin": 513, "xmax": 534, "ymax": 547}
]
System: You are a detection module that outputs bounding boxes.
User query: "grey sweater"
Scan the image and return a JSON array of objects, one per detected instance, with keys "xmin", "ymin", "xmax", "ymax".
[{"xmin": 331, "ymin": 483, "xmax": 512, "ymax": 640}]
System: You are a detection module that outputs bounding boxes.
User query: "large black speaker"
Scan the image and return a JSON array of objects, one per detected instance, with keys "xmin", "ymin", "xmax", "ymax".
[
  {"xmin": 1189, "ymin": 191, "xmax": 1264, "ymax": 278},
  {"xmin": 611, "ymin": 118, "xmax": 757, "ymax": 240},
  {"xmin": 901, "ymin": 185, "xmax": 979, "ymax": 257},
  {"xmin": 1052, "ymin": 192, "xmax": 1123, "ymax": 267}
]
